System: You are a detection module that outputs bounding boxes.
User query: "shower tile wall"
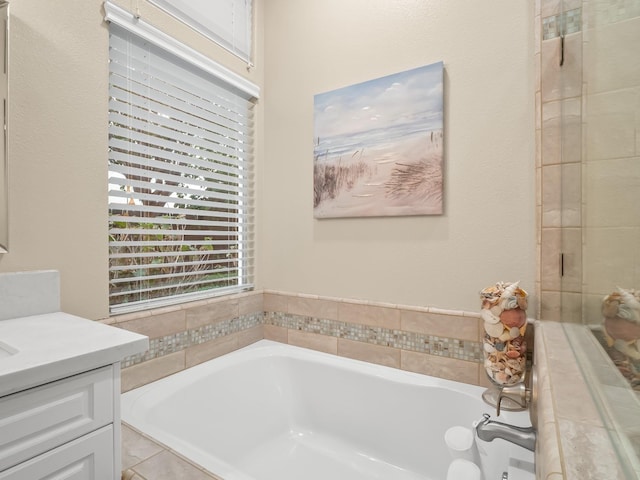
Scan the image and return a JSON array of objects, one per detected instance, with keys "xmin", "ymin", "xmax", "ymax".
[
  {"xmin": 580, "ymin": 3, "xmax": 640, "ymax": 325},
  {"xmin": 538, "ymin": 0, "xmax": 640, "ymax": 322},
  {"xmin": 108, "ymin": 290, "xmax": 492, "ymax": 392},
  {"xmin": 538, "ymin": 0, "xmax": 584, "ymax": 322}
]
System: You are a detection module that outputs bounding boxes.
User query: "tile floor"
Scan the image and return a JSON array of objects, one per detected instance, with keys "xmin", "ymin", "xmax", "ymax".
[{"xmin": 121, "ymin": 423, "xmax": 223, "ymax": 480}]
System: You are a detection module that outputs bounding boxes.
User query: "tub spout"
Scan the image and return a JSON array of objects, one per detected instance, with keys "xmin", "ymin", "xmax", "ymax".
[{"xmin": 475, "ymin": 413, "xmax": 536, "ymax": 452}]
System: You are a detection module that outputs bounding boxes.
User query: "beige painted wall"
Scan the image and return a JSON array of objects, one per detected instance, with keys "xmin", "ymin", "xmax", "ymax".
[
  {"xmin": 0, "ymin": 0, "xmax": 535, "ymax": 319},
  {"xmin": 262, "ymin": 0, "xmax": 536, "ymax": 312},
  {"xmin": 0, "ymin": 0, "xmax": 264, "ymax": 319}
]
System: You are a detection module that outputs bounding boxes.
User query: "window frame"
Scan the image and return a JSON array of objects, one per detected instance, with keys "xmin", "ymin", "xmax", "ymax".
[{"xmin": 105, "ymin": 1, "xmax": 259, "ymax": 314}]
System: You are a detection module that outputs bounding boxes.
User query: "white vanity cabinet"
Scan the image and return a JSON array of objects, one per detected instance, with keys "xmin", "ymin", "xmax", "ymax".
[
  {"xmin": 0, "ymin": 271, "xmax": 148, "ymax": 479},
  {"xmin": 0, "ymin": 365, "xmax": 120, "ymax": 479}
]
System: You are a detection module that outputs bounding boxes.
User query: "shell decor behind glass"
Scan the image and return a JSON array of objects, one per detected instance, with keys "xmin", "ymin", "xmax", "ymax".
[
  {"xmin": 480, "ymin": 281, "xmax": 528, "ymax": 386},
  {"xmin": 600, "ymin": 287, "xmax": 640, "ymax": 390}
]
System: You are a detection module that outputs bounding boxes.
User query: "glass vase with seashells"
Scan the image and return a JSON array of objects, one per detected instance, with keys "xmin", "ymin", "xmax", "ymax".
[
  {"xmin": 480, "ymin": 281, "xmax": 529, "ymax": 411},
  {"xmin": 600, "ymin": 287, "xmax": 640, "ymax": 389}
]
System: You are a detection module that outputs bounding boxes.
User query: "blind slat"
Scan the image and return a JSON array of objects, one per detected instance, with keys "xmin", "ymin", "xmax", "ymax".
[
  {"xmin": 109, "ymin": 74, "xmax": 252, "ymax": 138},
  {"xmin": 108, "ymin": 19, "xmax": 254, "ymax": 313},
  {"xmin": 108, "ymin": 109, "xmax": 252, "ymax": 163},
  {"xmin": 108, "ymin": 134, "xmax": 252, "ymax": 178}
]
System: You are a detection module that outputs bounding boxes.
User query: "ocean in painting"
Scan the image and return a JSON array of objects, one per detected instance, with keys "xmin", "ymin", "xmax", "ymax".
[{"xmin": 313, "ymin": 61, "xmax": 444, "ymax": 218}]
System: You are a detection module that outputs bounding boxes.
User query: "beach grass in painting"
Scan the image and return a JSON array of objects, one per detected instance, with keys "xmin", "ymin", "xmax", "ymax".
[{"xmin": 313, "ymin": 62, "xmax": 444, "ymax": 218}]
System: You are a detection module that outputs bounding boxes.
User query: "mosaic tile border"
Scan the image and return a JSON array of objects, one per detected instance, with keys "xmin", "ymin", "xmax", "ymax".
[
  {"xmin": 121, "ymin": 310, "xmax": 483, "ymax": 368},
  {"xmin": 264, "ymin": 311, "xmax": 483, "ymax": 362},
  {"xmin": 543, "ymin": 8, "xmax": 582, "ymax": 40},
  {"xmin": 121, "ymin": 312, "xmax": 263, "ymax": 368}
]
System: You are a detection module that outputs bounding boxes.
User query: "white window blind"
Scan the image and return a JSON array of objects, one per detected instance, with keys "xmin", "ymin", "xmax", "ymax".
[
  {"xmin": 108, "ymin": 20, "xmax": 255, "ymax": 314},
  {"xmin": 148, "ymin": 0, "xmax": 253, "ymax": 63}
]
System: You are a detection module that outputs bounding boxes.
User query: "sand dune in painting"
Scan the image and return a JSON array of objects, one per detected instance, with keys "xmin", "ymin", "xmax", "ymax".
[{"xmin": 313, "ymin": 129, "xmax": 443, "ymax": 218}]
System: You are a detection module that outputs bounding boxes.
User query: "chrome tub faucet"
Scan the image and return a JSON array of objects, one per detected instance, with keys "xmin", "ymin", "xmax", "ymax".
[{"xmin": 475, "ymin": 413, "xmax": 536, "ymax": 452}]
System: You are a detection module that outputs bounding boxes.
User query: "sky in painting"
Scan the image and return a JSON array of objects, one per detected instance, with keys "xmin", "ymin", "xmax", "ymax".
[{"xmin": 314, "ymin": 62, "xmax": 443, "ymax": 158}]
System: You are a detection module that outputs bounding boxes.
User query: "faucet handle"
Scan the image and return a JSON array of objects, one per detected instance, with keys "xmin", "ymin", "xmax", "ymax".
[{"xmin": 496, "ymin": 382, "xmax": 529, "ymax": 416}]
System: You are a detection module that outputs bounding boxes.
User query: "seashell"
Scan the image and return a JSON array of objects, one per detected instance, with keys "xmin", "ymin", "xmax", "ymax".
[
  {"xmin": 482, "ymin": 308, "xmax": 501, "ymax": 324},
  {"xmin": 500, "ymin": 308, "xmax": 526, "ymax": 328},
  {"xmin": 505, "ymin": 367, "xmax": 512, "ymax": 376},
  {"xmin": 613, "ymin": 339, "xmax": 640, "ymax": 360},
  {"xmin": 495, "ymin": 342, "xmax": 505, "ymax": 352},
  {"xmin": 484, "ymin": 343, "xmax": 496, "ymax": 353},
  {"xmin": 516, "ymin": 295, "xmax": 528, "ymax": 310},
  {"xmin": 499, "ymin": 281, "xmax": 520, "ymax": 305},
  {"xmin": 490, "ymin": 304, "xmax": 502, "ymax": 317},
  {"xmin": 618, "ymin": 287, "xmax": 640, "ymax": 311},
  {"xmin": 506, "ymin": 350, "xmax": 521, "ymax": 359},
  {"xmin": 499, "ymin": 331, "xmax": 512, "ymax": 342},
  {"xmin": 484, "ymin": 321, "xmax": 504, "ymax": 338},
  {"xmin": 502, "ymin": 296, "xmax": 519, "ymax": 310},
  {"xmin": 601, "ymin": 294, "xmax": 621, "ymax": 318},
  {"xmin": 495, "ymin": 372, "xmax": 508, "ymax": 384},
  {"xmin": 509, "ymin": 326, "xmax": 520, "ymax": 339},
  {"xmin": 617, "ymin": 304, "xmax": 638, "ymax": 322},
  {"xmin": 519, "ymin": 324, "xmax": 527, "ymax": 336}
]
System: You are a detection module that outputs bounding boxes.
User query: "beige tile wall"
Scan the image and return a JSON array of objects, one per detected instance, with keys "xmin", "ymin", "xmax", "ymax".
[
  {"xmin": 538, "ymin": 0, "xmax": 584, "ymax": 321},
  {"xmin": 111, "ymin": 289, "xmax": 492, "ymax": 392},
  {"xmin": 534, "ymin": 321, "xmax": 631, "ymax": 479},
  {"xmin": 104, "ymin": 291, "xmax": 265, "ymax": 392},
  {"xmin": 262, "ymin": 291, "xmax": 486, "ymax": 385}
]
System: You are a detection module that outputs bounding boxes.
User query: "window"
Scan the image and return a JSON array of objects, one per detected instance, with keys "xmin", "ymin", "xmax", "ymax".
[
  {"xmin": 148, "ymin": 0, "xmax": 253, "ymax": 63},
  {"xmin": 106, "ymin": 3, "xmax": 258, "ymax": 314}
]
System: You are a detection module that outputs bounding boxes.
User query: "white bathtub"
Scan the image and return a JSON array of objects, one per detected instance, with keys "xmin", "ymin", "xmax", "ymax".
[{"xmin": 122, "ymin": 340, "xmax": 535, "ymax": 480}]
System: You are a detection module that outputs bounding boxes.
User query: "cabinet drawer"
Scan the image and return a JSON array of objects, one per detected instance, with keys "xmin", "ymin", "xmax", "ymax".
[
  {"xmin": 0, "ymin": 424, "xmax": 114, "ymax": 480},
  {"xmin": 0, "ymin": 366, "xmax": 114, "ymax": 471}
]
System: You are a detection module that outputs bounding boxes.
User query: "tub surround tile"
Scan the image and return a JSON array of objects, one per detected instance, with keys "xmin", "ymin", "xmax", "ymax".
[
  {"xmin": 288, "ymin": 295, "xmax": 339, "ymax": 320},
  {"xmin": 536, "ymin": 420, "xmax": 563, "ymax": 480},
  {"xmin": 546, "ymin": 474, "xmax": 564, "ymax": 480},
  {"xmin": 122, "ymin": 312, "xmax": 263, "ymax": 368},
  {"xmin": 263, "ymin": 291, "xmax": 289, "ymax": 312},
  {"xmin": 400, "ymin": 309, "xmax": 478, "ymax": 342},
  {"xmin": 187, "ymin": 297, "xmax": 239, "ymax": 329},
  {"xmin": 119, "ymin": 309, "xmax": 187, "ymax": 339},
  {"xmin": 239, "ymin": 292, "xmax": 264, "ymax": 315},
  {"xmin": 263, "ymin": 324, "xmax": 288, "ymax": 343},
  {"xmin": 558, "ymin": 419, "xmax": 626, "ymax": 479},
  {"xmin": 185, "ymin": 334, "xmax": 240, "ymax": 368},
  {"xmin": 288, "ymin": 329, "xmax": 338, "ymax": 355},
  {"xmin": 237, "ymin": 324, "xmax": 264, "ymax": 347},
  {"xmin": 338, "ymin": 301, "xmax": 401, "ymax": 329},
  {"xmin": 338, "ymin": 338, "xmax": 400, "ymax": 369},
  {"xmin": 264, "ymin": 311, "xmax": 482, "ymax": 363},
  {"xmin": 534, "ymin": 321, "xmax": 636, "ymax": 479},
  {"xmin": 184, "ymin": 304, "xmax": 220, "ymax": 330},
  {"xmin": 121, "ymin": 351, "xmax": 185, "ymax": 392},
  {"xmin": 401, "ymin": 349, "xmax": 478, "ymax": 385},
  {"xmin": 119, "ymin": 292, "xmax": 486, "ymax": 391}
]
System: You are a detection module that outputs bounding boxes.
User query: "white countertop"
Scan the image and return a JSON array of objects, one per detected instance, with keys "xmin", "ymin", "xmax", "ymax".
[{"xmin": 0, "ymin": 311, "xmax": 149, "ymax": 397}]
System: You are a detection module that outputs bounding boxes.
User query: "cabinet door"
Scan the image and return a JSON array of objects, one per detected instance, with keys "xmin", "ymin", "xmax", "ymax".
[
  {"xmin": 0, "ymin": 366, "xmax": 113, "ymax": 471},
  {"xmin": 0, "ymin": 425, "xmax": 114, "ymax": 480}
]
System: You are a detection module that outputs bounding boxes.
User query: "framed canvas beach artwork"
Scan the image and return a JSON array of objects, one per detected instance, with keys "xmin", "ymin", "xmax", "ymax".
[{"xmin": 313, "ymin": 61, "xmax": 444, "ymax": 218}]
